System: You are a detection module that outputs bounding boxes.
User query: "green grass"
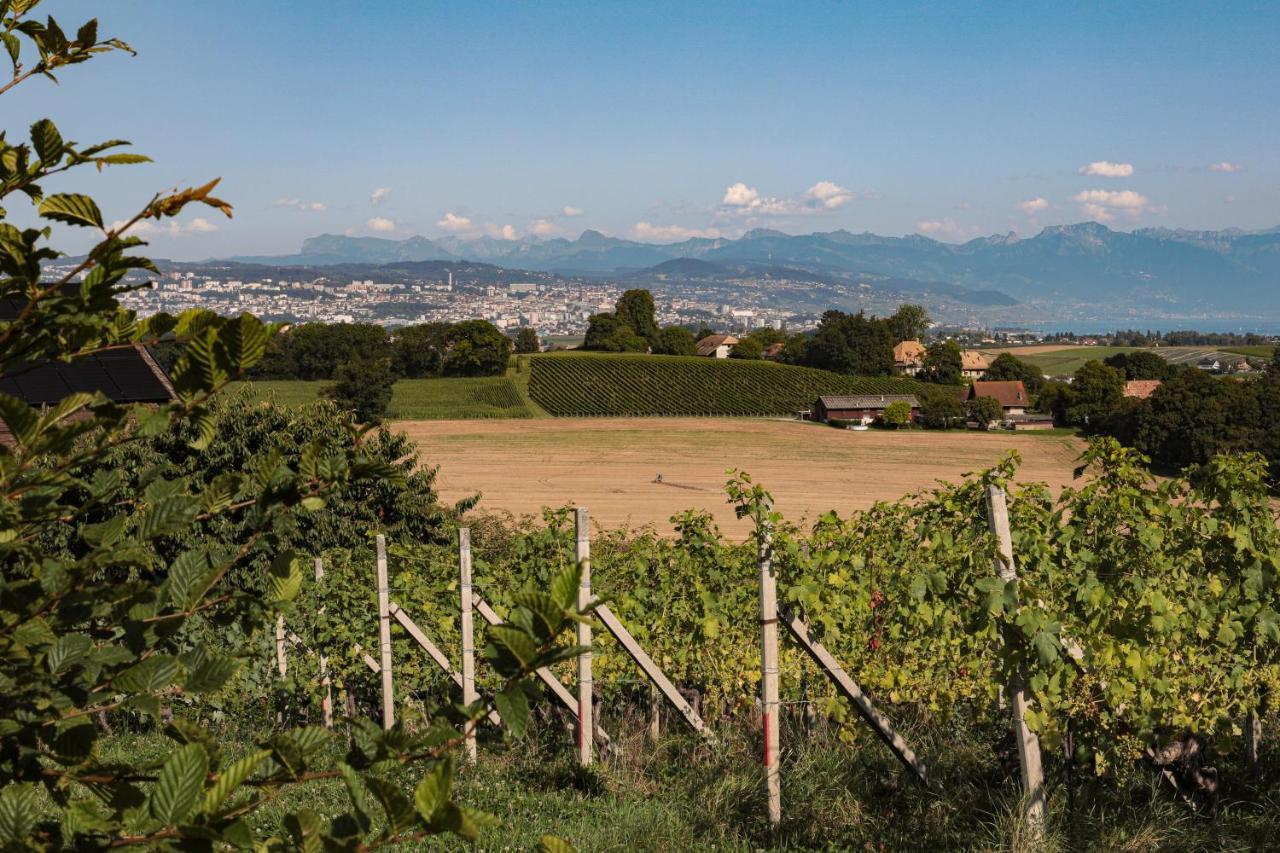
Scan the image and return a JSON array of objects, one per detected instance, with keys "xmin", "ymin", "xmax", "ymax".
[
  {"xmin": 985, "ymin": 346, "xmax": 1140, "ymax": 375},
  {"xmin": 84, "ymin": 712, "xmax": 1280, "ymax": 851},
  {"xmin": 1221, "ymin": 345, "xmax": 1274, "ymax": 358},
  {"xmin": 527, "ymin": 352, "xmax": 932, "ymax": 417},
  {"xmin": 228, "ymin": 377, "xmax": 534, "ymax": 420}
]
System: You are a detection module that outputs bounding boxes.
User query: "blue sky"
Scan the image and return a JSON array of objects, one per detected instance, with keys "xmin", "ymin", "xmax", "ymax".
[{"xmin": 8, "ymin": 1, "xmax": 1278, "ymax": 259}]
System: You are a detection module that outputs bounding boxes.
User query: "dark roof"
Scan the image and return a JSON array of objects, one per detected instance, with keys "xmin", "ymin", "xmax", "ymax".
[
  {"xmin": 0, "ymin": 346, "xmax": 175, "ymax": 406},
  {"xmin": 817, "ymin": 394, "xmax": 919, "ymax": 410},
  {"xmin": 968, "ymin": 380, "xmax": 1028, "ymax": 408}
]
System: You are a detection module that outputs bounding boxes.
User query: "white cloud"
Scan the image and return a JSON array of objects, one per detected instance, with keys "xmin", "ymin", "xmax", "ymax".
[
  {"xmin": 721, "ymin": 180, "xmax": 859, "ymax": 217},
  {"xmin": 485, "ymin": 223, "xmax": 520, "ymax": 240},
  {"xmin": 436, "ymin": 212, "xmax": 474, "ymax": 234},
  {"xmin": 954, "ymin": 201, "xmax": 972, "ymax": 210},
  {"xmin": 1208, "ymin": 161, "xmax": 1245, "ymax": 173},
  {"xmin": 1072, "ymin": 188, "xmax": 1155, "ymax": 222},
  {"xmin": 109, "ymin": 217, "xmax": 219, "ymax": 238},
  {"xmin": 915, "ymin": 219, "xmax": 970, "ymax": 239},
  {"xmin": 273, "ymin": 198, "xmax": 328, "ymax": 212},
  {"xmin": 1017, "ymin": 196, "xmax": 1049, "ymax": 214},
  {"xmin": 721, "ymin": 182, "xmax": 761, "ymax": 207},
  {"xmin": 1079, "ymin": 161, "xmax": 1134, "ymax": 178},
  {"xmin": 366, "ymin": 216, "xmax": 397, "ymax": 233},
  {"xmin": 561, "ymin": 205, "xmax": 584, "ymax": 217},
  {"xmin": 804, "ymin": 181, "xmax": 855, "ymax": 209},
  {"xmin": 528, "ymin": 218, "xmax": 559, "ymax": 237},
  {"xmin": 370, "ymin": 187, "xmax": 392, "ymax": 205},
  {"xmin": 630, "ymin": 221, "xmax": 722, "ymax": 243}
]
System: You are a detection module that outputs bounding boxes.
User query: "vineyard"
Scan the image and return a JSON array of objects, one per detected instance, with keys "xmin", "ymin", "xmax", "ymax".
[
  {"xmin": 258, "ymin": 439, "xmax": 1280, "ymax": 847},
  {"xmin": 527, "ymin": 352, "xmax": 929, "ymax": 416}
]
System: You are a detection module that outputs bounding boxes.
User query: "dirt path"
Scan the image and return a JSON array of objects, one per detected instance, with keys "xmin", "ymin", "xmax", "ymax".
[{"xmin": 394, "ymin": 418, "xmax": 1086, "ymax": 536}]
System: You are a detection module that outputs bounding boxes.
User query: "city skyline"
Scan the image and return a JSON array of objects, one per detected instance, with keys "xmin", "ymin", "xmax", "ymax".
[{"xmin": 6, "ymin": 1, "xmax": 1277, "ymax": 260}]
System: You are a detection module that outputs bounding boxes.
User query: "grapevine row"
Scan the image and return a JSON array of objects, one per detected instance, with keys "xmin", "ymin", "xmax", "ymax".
[{"xmin": 527, "ymin": 353, "xmax": 926, "ymax": 416}]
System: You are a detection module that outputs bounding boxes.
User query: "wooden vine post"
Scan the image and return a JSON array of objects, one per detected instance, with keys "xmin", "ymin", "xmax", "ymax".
[
  {"xmin": 315, "ymin": 557, "xmax": 333, "ymax": 729},
  {"xmin": 985, "ymin": 485, "xmax": 1046, "ymax": 829},
  {"xmin": 375, "ymin": 534, "xmax": 395, "ymax": 730},
  {"xmin": 757, "ymin": 521, "xmax": 782, "ymax": 827},
  {"xmin": 575, "ymin": 507, "xmax": 593, "ymax": 766},
  {"xmin": 458, "ymin": 528, "xmax": 478, "ymax": 763}
]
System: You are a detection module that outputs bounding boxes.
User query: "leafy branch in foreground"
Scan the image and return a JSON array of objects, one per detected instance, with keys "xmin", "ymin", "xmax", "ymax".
[{"xmin": 0, "ymin": 2, "xmax": 578, "ymax": 849}]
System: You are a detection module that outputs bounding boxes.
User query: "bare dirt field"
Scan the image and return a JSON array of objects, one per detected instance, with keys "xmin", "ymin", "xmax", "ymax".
[{"xmin": 395, "ymin": 418, "xmax": 1087, "ymax": 536}]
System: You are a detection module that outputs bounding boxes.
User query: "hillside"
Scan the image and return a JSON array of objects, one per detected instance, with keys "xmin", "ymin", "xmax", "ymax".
[{"xmin": 527, "ymin": 352, "xmax": 930, "ymax": 416}]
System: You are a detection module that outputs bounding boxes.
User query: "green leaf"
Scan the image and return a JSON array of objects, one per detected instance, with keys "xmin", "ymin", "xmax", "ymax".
[
  {"xmin": 0, "ymin": 393, "xmax": 40, "ymax": 448},
  {"xmin": 268, "ymin": 552, "xmax": 304, "ymax": 603},
  {"xmin": 150, "ymin": 742, "xmax": 209, "ymax": 825},
  {"xmin": 550, "ymin": 563, "xmax": 581, "ymax": 611},
  {"xmin": 494, "ymin": 683, "xmax": 530, "ymax": 739},
  {"xmin": 30, "ymin": 118, "xmax": 63, "ymax": 163},
  {"xmin": 285, "ymin": 808, "xmax": 325, "ymax": 852},
  {"xmin": 538, "ymin": 835, "xmax": 579, "ymax": 853},
  {"xmin": 182, "ymin": 648, "xmax": 239, "ymax": 693},
  {"xmin": 114, "ymin": 655, "xmax": 180, "ymax": 693},
  {"xmin": 46, "ymin": 632, "xmax": 92, "ymax": 673},
  {"xmin": 0, "ymin": 784, "xmax": 37, "ymax": 843},
  {"xmin": 487, "ymin": 624, "xmax": 537, "ymax": 667},
  {"xmin": 201, "ymin": 749, "xmax": 268, "ymax": 815},
  {"xmin": 38, "ymin": 192, "xmax": 104, "ymax": 228},
  {"xmin": 413, "ymin": 757, "xmax": 452, "ymax": 823},
  {"xmin": 364, "ymin": 776, "xmax": 416, "ymax": 835}
]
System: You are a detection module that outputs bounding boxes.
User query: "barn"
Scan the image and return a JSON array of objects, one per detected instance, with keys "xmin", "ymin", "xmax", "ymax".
[{"xmin": 813, "ymin": 394, "xmax": 920, "ymax": 425}]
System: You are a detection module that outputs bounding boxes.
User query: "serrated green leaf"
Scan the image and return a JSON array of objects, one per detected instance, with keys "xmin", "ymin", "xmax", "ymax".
[
  {"xmin": 268, "ymin": 552, "xmax": 304, "ymax": 603},
  {"xmin": 30, "ymin": 118, "xmax": 62, "ymax": 163},
  {"xmin": 413, "ymin": 757, "xmax": 452, "ymax": 823},
  {"xmin": 201, "ymin": 749, "xmax": 268, "ymax": 815},
  {"xmin": 493, "ymin": 683, "xmax": 530, "ymax": 739},
  {"xmin": 0, "ymin": 784, "xmax": 37, "ymax": 843},
  {"xmin": 38, "ymin": 192, "xmax": 104, "ymax": 228},
  {"xmin": 149, "ymin": 742, "xmax": 208, "ymax": 825}
]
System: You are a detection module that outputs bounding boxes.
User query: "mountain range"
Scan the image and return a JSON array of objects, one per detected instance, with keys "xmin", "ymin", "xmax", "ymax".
[{"xmin": 226, "ymin": 222, "xmax": 1280, "ymax": 317}]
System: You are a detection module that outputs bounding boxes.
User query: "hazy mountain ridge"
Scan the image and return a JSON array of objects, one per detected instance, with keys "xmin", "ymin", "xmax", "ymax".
[{"xmin": 223, "ymin": 222, "xmax": 1280, "ymax": 315}]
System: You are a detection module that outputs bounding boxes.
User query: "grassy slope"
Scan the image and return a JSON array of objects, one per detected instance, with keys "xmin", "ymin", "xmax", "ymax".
[
  {"xmin": 228, "ymin": 377, "xmax": 533, "ymax": 419},
  {"xmin": 527, "ymin": 352, "xmax": 933, "ymax": 417},
  {"xmin": 1221, "ymin": 345, "xmax": 1274, "ymax": 358},
  {"xmin": 982, "ymin": 346, "xmax": 1138, "ymax": 375}
]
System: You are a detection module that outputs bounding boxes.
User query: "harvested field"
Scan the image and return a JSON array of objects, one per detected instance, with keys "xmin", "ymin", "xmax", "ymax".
[{"xmin": 396, "ymin": 418, "xmax": 1087, "ymax": 536}]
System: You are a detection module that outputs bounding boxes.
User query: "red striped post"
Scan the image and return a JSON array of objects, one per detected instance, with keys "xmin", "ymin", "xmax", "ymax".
[{"xmin": 758, "ymin": 524, "xmax": 781, "ymax": 826}]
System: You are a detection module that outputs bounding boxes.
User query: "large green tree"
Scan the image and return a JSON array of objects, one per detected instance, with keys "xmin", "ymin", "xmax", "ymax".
[
  {"xmin": 984, "ymin": 352, "xmax": 1045, "ymax": 394},
  {"xmin": 923, "ymin": 340, "xmax": 963, "ymax": 385},
  {"xmin": 804, "ymin": 310, "xmax": 894, "ymax": 376},
  {"xmin": 614, "ymin": 288, "xmax": 659, "ymax": 344},
  {"xmin": 653, "ymin": 326, "xmax": 697, "ymax": 356},
  {"xmin": 1064, "ymin": 360, "xmax": 1125, "ymax": 426},
  {"xmin": 393, "ymin": 321, "xmax": 452, "ymax": 377},
  {"xmin": 886, "ymin": 304, "xmax": 931, "ymax": 343},
  {"xmin": 442, "ymin": 319, "xmax": 512, "ymax": 376},
  {"xmin": 325, "ymin": 357, "xmax": 397, "ymax": 422}
]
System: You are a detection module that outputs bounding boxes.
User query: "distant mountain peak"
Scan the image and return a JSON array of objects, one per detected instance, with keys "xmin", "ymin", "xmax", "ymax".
[{"xmin": 741, "ymin": 227, "xmax": 790, "ymax": 240}]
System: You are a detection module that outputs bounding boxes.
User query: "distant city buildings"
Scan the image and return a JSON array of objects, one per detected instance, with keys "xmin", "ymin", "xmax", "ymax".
[{"xmin": 103, "ymin": 264, "xmax": 804, "ymax": 337}]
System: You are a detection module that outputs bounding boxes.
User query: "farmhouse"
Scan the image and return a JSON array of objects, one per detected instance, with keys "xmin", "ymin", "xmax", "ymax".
[
  {"xmin": 960, "ymin": 350, "xmax": 990, "ymax": 379},
  {"xmin": 0, "ymin": 346, "xmax": 176, "ymax": 446},
  {"xmin": 968, "ymin": 380, "xmax": 1028, "ymax": 415},
  {"xmin": 893, "ymin": 340, "xmax": 926, "ymax": 375},
  {"xmin": 696, "ymin": 334, "xmax": 739, "ymax": 358},
  {"xmin": 813, "ymin": 394, "xmax": 920, "ymax": 425},
  {"xmin": 1123, "ymin": 379, "xmax": 1162, "ymax": 399}
]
